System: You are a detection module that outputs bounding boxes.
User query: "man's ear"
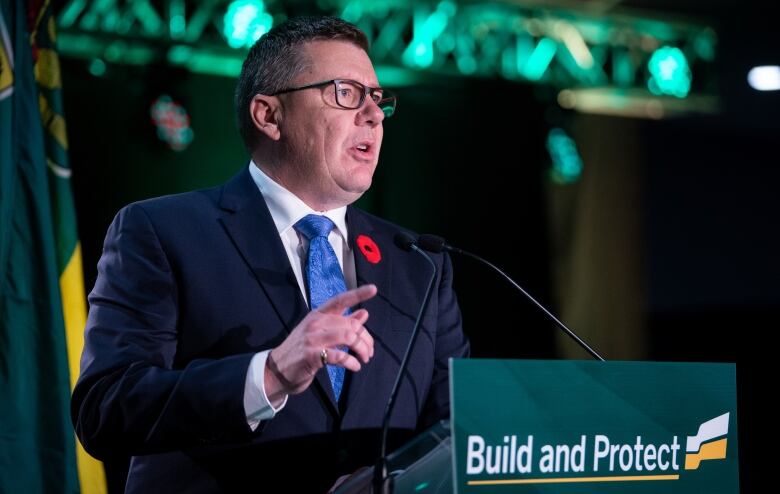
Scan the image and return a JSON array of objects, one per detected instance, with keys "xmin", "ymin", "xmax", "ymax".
[{"xmin": 250, "ymin": 94, "xmax": 282, "ymax": 141}]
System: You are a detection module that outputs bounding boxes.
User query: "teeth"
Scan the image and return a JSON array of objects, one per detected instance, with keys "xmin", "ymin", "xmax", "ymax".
[{"xmin": 357, "ymin": 144, "xmax": 368, "ymax": 151}]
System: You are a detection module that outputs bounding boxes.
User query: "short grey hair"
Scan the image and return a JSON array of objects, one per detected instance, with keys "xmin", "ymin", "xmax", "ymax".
[{"xmin": 234, "ymin": 16, "xmax": 370, "ymax": 152}]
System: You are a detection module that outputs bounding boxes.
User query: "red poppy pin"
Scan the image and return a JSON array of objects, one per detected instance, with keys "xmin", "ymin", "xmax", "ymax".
[{"xmin": 356, "ymin": 235, "xmax": 381, "ymax": 264}]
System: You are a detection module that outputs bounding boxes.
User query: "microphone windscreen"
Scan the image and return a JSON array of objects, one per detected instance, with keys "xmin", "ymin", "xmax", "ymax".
[
  {"xmin": 393, "ymin": 231, "xmax": 416, "ymax": 251},
  {"xmin": 417, "ymin": 234, "xmax": 447, "ymax": 253}
]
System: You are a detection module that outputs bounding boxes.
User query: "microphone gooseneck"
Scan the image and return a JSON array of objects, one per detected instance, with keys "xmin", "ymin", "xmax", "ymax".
[
  {"xmin": 417, "ymin": 234, "xmax": 605, "ymax": 361},
  {"xmin": 372, "ymin": 233, "xmax": 439, "ymax": 493}
]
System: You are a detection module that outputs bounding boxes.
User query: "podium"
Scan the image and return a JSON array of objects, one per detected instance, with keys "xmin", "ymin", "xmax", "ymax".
[
  {"xmin": 333, "ymin": 420, "xmax": 454, "ymax": 494},
  {"xmin": 337, "ymin": 359, "xmax": 739, "ymax": 494}
]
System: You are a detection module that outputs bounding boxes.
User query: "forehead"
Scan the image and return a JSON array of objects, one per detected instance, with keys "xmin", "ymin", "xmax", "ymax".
[{"xmin": 297, "ymin": 40, "xmax": 379, "ymax": 87}]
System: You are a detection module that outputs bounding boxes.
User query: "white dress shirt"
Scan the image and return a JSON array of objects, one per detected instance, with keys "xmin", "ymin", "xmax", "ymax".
[{"xmin": 243, "ymin": 161, "xmax": 357, "ymax": 429}]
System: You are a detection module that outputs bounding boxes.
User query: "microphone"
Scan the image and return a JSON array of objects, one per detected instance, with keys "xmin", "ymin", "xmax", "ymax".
[
  {"xmin": 417, "ymin": 234, "xmax": 605, "ymax": 361},
  {"xmin": 372, "ymin": 232, "xmax": 438, "ymax": 494}
]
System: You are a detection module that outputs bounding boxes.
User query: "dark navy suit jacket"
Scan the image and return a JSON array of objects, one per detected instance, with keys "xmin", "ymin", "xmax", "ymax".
[{"xmin": 71, "ymin": 168, "xmax": 469, "ymax": 492}]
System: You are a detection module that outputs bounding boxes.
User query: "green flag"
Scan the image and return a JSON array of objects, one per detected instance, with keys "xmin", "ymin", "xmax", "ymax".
[{"xmin": 1, "ymin": 1, "xmax": 105, "ymax": 492}]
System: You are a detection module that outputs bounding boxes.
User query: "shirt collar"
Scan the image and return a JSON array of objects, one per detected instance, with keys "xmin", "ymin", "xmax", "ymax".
[{"xmin": 248, "ymin": 161, "xmax": 348, "ymax": 242}]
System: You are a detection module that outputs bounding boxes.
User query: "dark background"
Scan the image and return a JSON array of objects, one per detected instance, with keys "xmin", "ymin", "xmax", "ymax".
[{"xmin": 59, "ymin": 0, "xmax": 779, "ymax": 491}]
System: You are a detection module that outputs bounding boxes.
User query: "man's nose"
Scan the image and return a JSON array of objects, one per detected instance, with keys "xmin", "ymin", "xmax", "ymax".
[{"xmin": 356, "ymin": 98, "xmax": 385, "ymax": 127}]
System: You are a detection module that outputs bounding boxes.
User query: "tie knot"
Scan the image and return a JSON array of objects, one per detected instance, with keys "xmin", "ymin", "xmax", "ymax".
[{"xmin": 295, "ymin": 214, "xmax": 336, "ymax": 240}]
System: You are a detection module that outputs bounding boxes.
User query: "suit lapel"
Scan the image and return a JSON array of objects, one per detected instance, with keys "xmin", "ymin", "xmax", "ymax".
[
  {"xmin": 217, "ymin": 169, "xmax": 340, "ymax": 414},
  {"xmin": 343, "ymin": 207, "xmax": 392, "ymax": 413},
  {"xmin": 218, "ymin": 169, "xmax": 308, "ymax": 332}
]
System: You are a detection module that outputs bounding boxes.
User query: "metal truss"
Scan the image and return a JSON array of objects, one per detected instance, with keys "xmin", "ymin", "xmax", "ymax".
[{"xmin": 56, "ymin": 0, "xmax": 719, "ymax": 116}]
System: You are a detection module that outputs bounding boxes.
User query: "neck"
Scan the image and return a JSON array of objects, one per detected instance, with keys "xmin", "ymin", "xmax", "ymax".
[{"xmin": 251, "ymin": 160, "xmax": 354, "ymax": 212}]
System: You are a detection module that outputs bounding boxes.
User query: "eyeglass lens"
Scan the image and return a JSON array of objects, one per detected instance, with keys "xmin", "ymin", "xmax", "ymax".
[{"xmin": 334, "ymin": 80, "xmax": 395, "ymax": 118}]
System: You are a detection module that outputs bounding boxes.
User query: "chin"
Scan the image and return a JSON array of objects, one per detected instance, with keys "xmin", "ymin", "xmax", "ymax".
[
  {"xmin": 335, "ymin": 183, "xmax": 371, "ymax": 206},
  {"xmin": 353, "ymin": 177, "xmax": 373, "ymax": 194},
  {"xmin": 347, "ymin": 170, "xmax": 374, "ymax": 191}
]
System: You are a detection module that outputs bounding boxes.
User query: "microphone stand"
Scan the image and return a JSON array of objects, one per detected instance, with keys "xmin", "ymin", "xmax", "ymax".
[
  {"xmin": 373, "ymin": 235, "xmax": 438, "ymax": 493},
  {"xmin": 418, "ymin": 234, "xmax": 604, "ymax": 361}
]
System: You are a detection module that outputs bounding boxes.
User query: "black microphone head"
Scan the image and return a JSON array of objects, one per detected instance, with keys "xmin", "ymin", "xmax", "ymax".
[
  {"xmin": 393, "ymin": 231, "xmax": 416, "ymax": 251},
  {"xmin": 417, "ymin": 234, "xmax": 447, "ymax": 253}
]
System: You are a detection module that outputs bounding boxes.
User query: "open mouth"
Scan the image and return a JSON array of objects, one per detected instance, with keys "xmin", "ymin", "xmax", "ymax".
[{"xmin": 350, "ymin": 141, "xmax": 375, "ymax": 160}]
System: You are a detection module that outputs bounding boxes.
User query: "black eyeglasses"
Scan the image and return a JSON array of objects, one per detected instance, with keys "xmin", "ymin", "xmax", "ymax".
[{"xmin": 272, "ymin": 79, "xmax": 397, "ymax": 118}]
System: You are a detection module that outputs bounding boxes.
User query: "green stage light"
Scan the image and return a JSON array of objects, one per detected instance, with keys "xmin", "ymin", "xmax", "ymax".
[
  {"xmin": 402, "ymin": 1, "xmax": 455, "ymax": 69},
  {"xmin": 693, "ymin": 29, "xmax": 716, "ymax": 61},
  {"xmin": 647, "ymin": 46, "xmax": 691, "ymax": 98},
  {"xmin": 523, "ymin": 37, "xmax": 557, "ymax": 81},
  {"xmin": 167, "ymin": 46, "xmax": 244, "ymax": 77},
  {"xmin": 88, "ymin": 58, "xmax": 106, "ymax": 77},
  {"xmin": 223, "ymin": 0, "xmax": 273, "ymax": 49},
  {"xmin": 128, "ymin": 0, "xmax": 164, "ymax": 36},
  {"xmin": 612, "ymin": 49, "xmax": 634, "ymax": 87},
  {"xmin": 170, "ymin": 0, "xmax": 186, "ymax": 39},
  {"xmin": 547, "ymin": 128, "xmax": 583, "ymax": 184},
  {"xmin": 340, "ymin": 1, "xmax": 363, "ymax": 23}
]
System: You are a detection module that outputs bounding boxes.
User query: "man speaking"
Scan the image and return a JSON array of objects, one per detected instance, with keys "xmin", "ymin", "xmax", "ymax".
[{"xmin": 71, "ymin": 16, "xmax": 469, "ymax": 493}]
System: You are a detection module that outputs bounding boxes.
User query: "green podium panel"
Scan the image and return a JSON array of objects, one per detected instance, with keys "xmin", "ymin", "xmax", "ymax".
[{"xmin": 450, "ymin": 359, "xmax": 738, "ymax": 494}]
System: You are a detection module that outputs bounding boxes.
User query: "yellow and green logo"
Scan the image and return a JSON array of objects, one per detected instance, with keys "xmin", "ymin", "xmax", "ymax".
[{"xmin": 685, "ymin": 412, "xmax": 729, "ymax": 470}]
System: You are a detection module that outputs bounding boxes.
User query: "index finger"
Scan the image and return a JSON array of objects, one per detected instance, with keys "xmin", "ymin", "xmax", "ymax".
[{"xmin": 317, "ymin": 284, "xmax": 377, "ymax": 315}]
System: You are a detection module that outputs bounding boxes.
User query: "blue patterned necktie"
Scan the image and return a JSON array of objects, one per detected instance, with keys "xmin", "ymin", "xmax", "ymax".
[{"xmin": 294, "ymin": 214, "xmax": 348, "ymax": 402}]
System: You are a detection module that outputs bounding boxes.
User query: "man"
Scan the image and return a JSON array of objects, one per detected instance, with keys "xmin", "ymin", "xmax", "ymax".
[{"xmin": 72, "ymin": 16, "xmax": 469, "ymax": 493}]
